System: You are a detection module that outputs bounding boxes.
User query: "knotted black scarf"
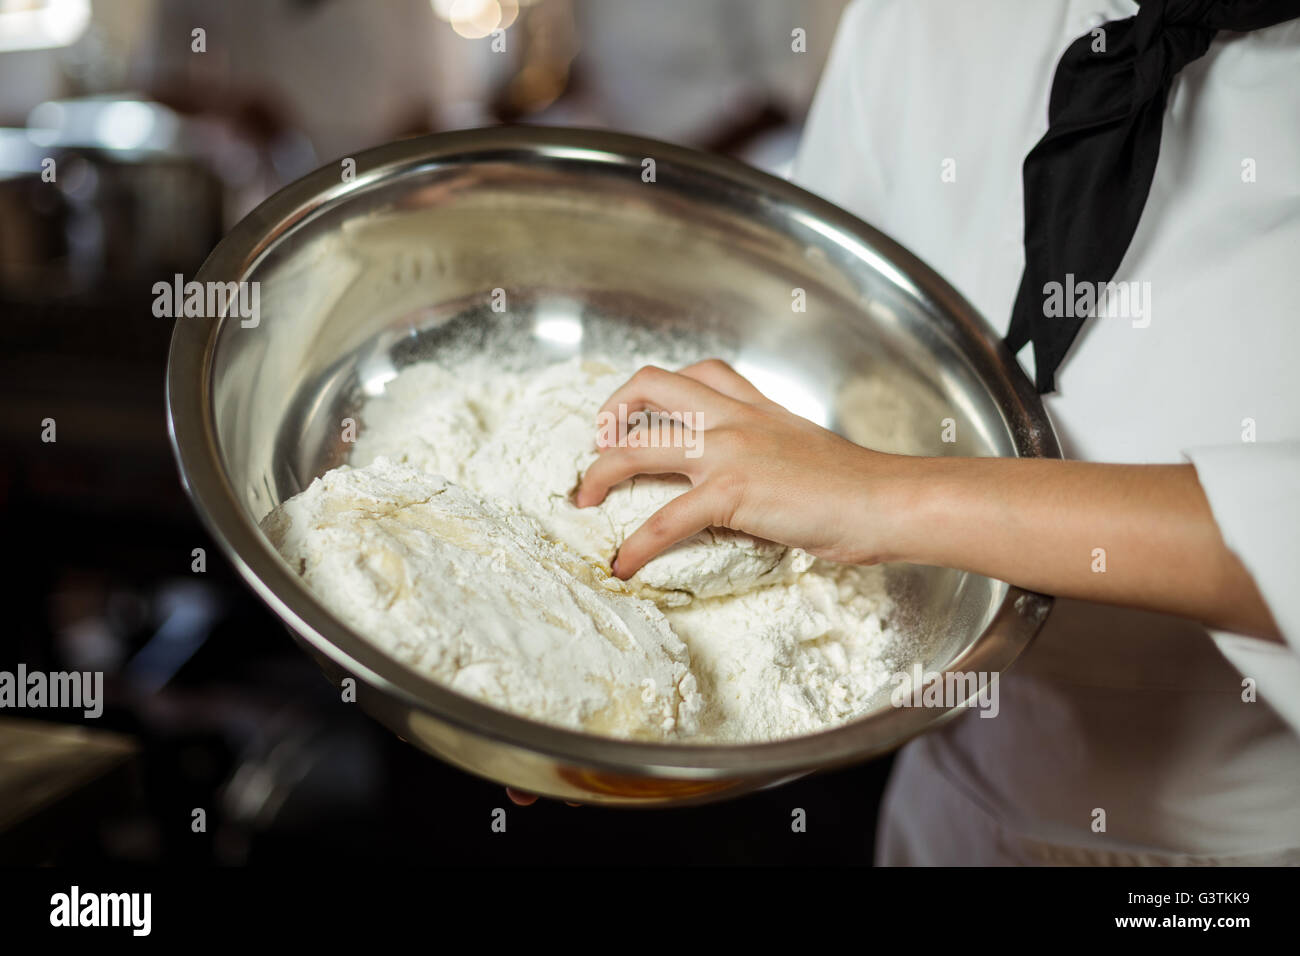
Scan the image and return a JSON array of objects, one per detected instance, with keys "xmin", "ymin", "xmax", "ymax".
[{"xmin": 1005, "ymin": 0, "xmax": 1300, "ymax": 393}]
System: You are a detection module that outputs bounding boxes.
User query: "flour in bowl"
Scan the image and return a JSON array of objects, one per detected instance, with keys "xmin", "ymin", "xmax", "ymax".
[{"xmin": 262, "ymin": 354, "xmax": 905, "ymax": 742}]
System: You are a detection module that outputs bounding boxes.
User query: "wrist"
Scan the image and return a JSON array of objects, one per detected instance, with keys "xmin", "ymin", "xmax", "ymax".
[{"xmin": 865, "ymin": 452, "xmax": 954, "ymax": 566}]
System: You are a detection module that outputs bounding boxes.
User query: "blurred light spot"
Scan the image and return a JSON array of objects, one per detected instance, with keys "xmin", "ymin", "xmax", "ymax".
[
  {"xmin": 358, "ymin": 352, "xmax": 399, "ymax": 397},
  {"xmin": 29, "ymin": 98, "xmax": 180, "ymax": 152},
  {"xmin": 533, "ymin": 300, "xmax": 585, "ymax": 345},
  {"xmin": 431, "ymin": 0, "xmax": 505, "ymax": 39},
  {"xmin": 0, "ymin": 0, "xmax": 90, "ymax": 52},
  {"xmin": 60, "ymin": 154, "xmax": 97, "ymax": 197},
  {"xmin": 95, "ymin": 101, "xmax": 156, "ymax": 151},
  {"xmin": 533, "ymin": 309, "xmax": 583, "ymax": 347},
  {"xmin": 26, "ymin": 100, "xmax": 64, "ymax": 146},
  {"xmin": 733, "ymin": 360, "xmax": 829, "ymax": 426}
]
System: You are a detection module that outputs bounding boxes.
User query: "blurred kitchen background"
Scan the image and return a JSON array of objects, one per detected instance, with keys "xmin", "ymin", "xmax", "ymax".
[{"xmin": 0, "ymin": 0, "xmax": 898, "ymax": 865}]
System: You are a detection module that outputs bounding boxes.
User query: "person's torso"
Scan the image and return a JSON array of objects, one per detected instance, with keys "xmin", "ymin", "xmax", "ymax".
[{"xmin": 793, "ymin": 0, "xmax": 1300, "ymax": 858}]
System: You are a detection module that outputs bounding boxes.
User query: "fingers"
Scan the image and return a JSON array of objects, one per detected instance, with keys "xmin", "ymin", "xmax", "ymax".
[
  {"xmin": 676, "ymin": 358, "xmax": 769, "ymax": 404},
  {"xmin": 597, "ymin": 364, "xmax": 731, "ymax": 424},
  {"xmin": 580, "ymin": 362, "xmax": 754, "ymax": 574},
  {"xmin": 612, "ymin": 484, "xmax": 723, "ymax": 579},
  {"xmin": 576, "ymin": 444, "xmax": 694, "ymax": 507}
]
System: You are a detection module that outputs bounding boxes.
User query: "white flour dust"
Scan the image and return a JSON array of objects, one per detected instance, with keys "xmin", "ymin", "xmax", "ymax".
[{"xmin": 262, "ymin": 355, "xmax": 905, "ymax": 742}]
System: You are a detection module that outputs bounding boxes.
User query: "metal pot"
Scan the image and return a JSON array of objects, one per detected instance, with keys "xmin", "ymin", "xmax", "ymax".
[{"xmin": 166, "ymin": 126, "xmax": 1057, "ymax": 806}]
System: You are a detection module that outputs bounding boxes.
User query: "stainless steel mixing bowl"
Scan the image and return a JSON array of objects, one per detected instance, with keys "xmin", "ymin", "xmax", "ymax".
[{"xmin": 167, "ymin": 126, "xmax": 1058, "ymax": 806}]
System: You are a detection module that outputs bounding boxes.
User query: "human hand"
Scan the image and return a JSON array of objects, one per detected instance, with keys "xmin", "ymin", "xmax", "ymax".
[{"xmin": 575, "ymin": 359, "xmax": 907, "ymax": 578}]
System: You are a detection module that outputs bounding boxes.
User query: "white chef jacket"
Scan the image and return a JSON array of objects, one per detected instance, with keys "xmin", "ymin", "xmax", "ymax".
[{"xmin": 793, "ymin": 0, "xmax": 1300, "ymax": 864}]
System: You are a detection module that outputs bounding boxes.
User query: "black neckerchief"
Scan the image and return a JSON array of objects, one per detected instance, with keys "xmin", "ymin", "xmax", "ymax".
[{"xmin": 1005, "ymin": 0, "xmax": 1300, "ymax": 393}]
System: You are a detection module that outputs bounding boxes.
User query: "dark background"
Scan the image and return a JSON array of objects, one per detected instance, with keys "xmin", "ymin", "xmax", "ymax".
[{"xmin": 0, "ymin": 0, "xmax": 898, "ymax": 865}]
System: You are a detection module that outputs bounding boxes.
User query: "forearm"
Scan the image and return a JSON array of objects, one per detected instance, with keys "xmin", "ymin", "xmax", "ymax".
[{"xmin": 879, "ymin": 456, "xmax": 1280, "ymax": 640}]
